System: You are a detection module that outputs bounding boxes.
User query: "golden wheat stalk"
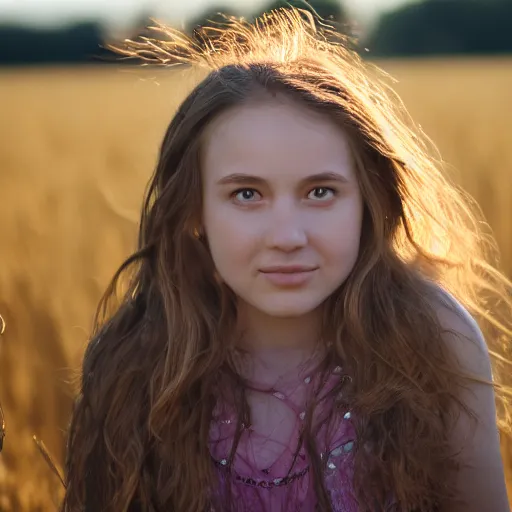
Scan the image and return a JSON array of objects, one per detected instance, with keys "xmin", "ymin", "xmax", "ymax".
[
  {"xmin": 0, "ymin": 313, "xmax": 5, "ymax": 452},
  {"xmin": 33, "ymin": 435, "xmax": 66, "ymax": 489}
]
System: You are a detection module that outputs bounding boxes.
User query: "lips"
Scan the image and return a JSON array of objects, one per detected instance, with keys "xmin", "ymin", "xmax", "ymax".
[
  {"xmin": 259, "ymin": 265, "xmax": 318, "ymax": 274},
  {"xmin": 258, "ymin": 265, "xmax": 318, "ymax": 287}
]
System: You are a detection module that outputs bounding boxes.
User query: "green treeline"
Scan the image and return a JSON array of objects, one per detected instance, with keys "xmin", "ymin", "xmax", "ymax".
[
  {"xmin": 0, "ymin": 0, "xmax": 511, "ymax": 65},
  {"xmin": 368, "ymin": 0, "xmax": 512, "ymax": 56}
]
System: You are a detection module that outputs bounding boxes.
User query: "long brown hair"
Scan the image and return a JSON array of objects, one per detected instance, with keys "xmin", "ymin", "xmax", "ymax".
[{"xmin": 61, "ymin": 9, "xmax": 512, "ymax": 512}]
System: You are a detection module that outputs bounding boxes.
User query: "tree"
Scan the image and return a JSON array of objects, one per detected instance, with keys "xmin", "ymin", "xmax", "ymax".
[
  {"xmin": 366, "ymin": 0, "xmax": 512, "ymax": 57},
  {"xmin": 0, "ymin": 22, "xmax": 107, "ymax": 65}
]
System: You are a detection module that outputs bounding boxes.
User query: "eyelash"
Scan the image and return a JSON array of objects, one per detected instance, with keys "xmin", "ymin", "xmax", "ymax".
[{"xmin": 231, "ymin": 187, "xmax": 338, "ymax": 203}]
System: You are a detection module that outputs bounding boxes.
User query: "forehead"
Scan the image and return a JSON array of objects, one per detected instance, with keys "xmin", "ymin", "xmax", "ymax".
[{"xmin": 200, "ymin": 96, "xmax": 355, "ymax": 183}]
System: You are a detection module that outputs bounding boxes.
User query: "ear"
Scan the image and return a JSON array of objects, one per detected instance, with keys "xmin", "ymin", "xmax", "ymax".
[{"xmin": 193, "ymin": 224, "xmax": 207, "ymax": 239}]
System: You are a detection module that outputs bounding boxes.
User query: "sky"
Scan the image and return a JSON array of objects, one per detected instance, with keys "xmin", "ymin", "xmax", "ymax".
[{"xmin": 0, "ymin": 0, "xmax": 410, "ymax": 30}]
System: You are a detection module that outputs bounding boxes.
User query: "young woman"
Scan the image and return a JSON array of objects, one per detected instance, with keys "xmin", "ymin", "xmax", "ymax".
[{"xmin": 61, "ymin": 9, "xmax": 512, "ymax": 512}]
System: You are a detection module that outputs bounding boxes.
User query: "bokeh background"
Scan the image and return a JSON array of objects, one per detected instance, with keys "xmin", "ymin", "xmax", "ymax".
[{"xmin": 0, "ymin": 0, "xmax": 511, "ymax": 510}]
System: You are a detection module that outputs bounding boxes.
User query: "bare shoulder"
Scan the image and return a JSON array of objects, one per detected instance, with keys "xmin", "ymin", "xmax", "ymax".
[
  {"xmin": 427, "ymin": 284, "xmax": 492, "ymax": 382},
  {"xmin": 425, "ymin": 282, "xmax": 510, "ymax": 512}
]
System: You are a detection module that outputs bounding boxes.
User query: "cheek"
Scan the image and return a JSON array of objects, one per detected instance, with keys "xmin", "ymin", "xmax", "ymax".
[
  {"xmin": 322, "ymin": 228, "xmax": 361, "ymax": 264},
  {"xmin": 203, "ymin": 208, "xmax": 258, "ymax": 272},
  {"xmin": 317, "ymin": 200, "xmax": 363, "ymax": 268}
]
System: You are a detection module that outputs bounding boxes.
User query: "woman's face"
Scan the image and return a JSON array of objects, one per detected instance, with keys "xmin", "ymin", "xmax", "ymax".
[{"xmin": 201, "ymin": 95, "xmax": 364, "ymax": 317}]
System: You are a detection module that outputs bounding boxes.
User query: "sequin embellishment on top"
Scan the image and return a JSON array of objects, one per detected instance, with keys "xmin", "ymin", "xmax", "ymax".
[{"xmin": 209, "ymin": 363, "xmax": 359, "ymax": 511}]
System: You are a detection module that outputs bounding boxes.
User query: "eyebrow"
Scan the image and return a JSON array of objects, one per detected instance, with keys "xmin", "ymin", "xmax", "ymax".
[{"xmin": 216, "ymin": 171, "xmax": 350, "ymax": 187}]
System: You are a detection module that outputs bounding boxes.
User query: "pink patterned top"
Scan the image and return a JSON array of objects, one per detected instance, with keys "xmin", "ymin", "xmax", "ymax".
[{"xmin": 208, "ymin": 360, "xmax": 360, "ymax": 511}]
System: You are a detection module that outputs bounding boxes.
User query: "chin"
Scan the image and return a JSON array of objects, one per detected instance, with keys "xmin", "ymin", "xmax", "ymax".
[{"xmin": 255, "ymin": 298, "xmax": 322, "ymax": 318}]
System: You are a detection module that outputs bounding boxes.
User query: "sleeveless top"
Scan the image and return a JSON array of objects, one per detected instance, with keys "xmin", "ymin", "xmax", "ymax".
[{"xmin": 208, "ymin": 359, "xmax": 360, "ymax": 511}]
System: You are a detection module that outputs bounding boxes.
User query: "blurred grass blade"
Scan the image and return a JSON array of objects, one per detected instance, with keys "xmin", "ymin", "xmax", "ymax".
[
  {"xmin": 0, "ymin": 404, "xmax": 4, "ymax": 452},
  {"xmin": 33, "ymin": 435, "xmax": 66, "ymax": 489},
  {"xmin": 0, "ymin": 314, "xmax": 5, "ymax": 452}
]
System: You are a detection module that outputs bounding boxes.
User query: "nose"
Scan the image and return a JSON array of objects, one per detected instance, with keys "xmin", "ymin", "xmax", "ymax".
[{"xmin": 265, "ymin": 204, "xmax": 308, "ymax": 253}]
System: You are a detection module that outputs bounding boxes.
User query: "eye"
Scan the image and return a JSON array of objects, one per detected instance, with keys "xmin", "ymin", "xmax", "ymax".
[
  {"xmin": 232, "ymin": 188, "xmax": 261, "ymax": 203},
  {"xmin": 307, "ymin": 187, "xmax": 336, "ymax": 201}
]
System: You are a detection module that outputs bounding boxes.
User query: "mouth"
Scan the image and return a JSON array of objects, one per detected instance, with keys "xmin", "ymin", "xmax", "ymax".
[
  {"xmin": 259, "ymin": 265, "xmax": 318, "ymax": 274},
  {"xmin": 258, "ymin": 266, "xmax": 318, "ymax": 287}
]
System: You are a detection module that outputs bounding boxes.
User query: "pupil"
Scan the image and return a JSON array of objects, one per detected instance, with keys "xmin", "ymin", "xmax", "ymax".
[
  {"xmin": 316, "ymin": 188, "xmax": 326, "ymax": 197},
  {"xmin": 242, "ymin": 190, "xmax": 253, "ymax": 199}
]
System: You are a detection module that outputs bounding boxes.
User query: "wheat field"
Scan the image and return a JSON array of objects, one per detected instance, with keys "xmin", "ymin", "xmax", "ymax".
[{"xmin": 0, "ymin": 58, "xmax": 511, "ymax": 510}]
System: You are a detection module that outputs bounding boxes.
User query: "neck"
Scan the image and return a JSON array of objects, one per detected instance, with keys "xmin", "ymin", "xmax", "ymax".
[{"xmin": 234, "ymin": 302, "xmax": 324, "ymax": 382}]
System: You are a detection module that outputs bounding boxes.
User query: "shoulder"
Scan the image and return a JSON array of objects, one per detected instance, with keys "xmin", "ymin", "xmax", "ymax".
[
  {"xmin": 425, "ymin": 283, "xmax": 492, "ymax": 383},
  {"xmin": 423, "ymin": 282, "xmax": 509, "ymax": 511}
]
